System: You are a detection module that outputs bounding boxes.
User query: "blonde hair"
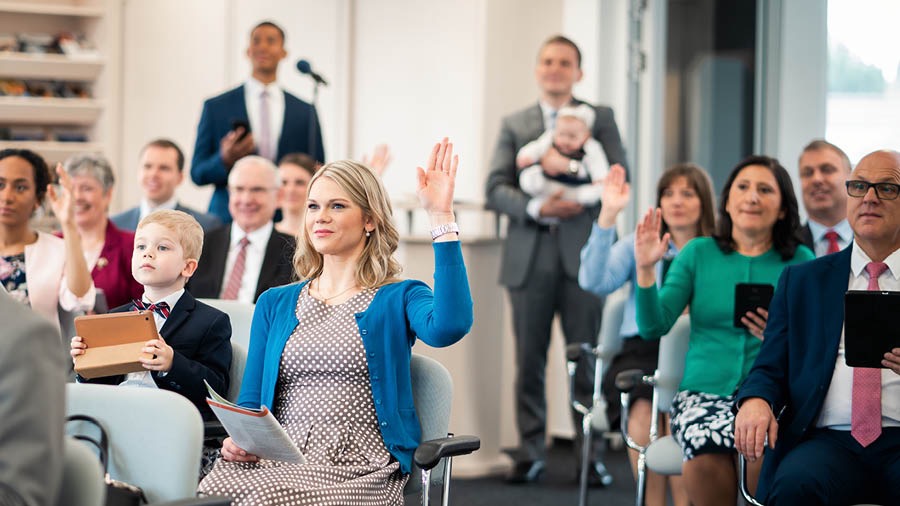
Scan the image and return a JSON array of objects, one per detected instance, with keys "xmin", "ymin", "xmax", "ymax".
[
  {"xmin": 293, "ymin": 160, "xmax": 402, "ymax": 287},
  {"xmin": 136, "ymin": 210, "xmax": 204, "ymax": 261}
]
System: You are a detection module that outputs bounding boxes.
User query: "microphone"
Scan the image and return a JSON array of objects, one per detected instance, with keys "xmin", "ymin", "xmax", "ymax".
[{"xmin": 296, "ymin": 59, "xmax": 329, "ymax": 87}]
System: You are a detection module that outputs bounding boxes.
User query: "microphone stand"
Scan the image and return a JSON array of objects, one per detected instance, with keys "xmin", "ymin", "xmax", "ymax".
[{"xmin": 308, "ymin": 80, "xmax": 321, "ymax": 162}]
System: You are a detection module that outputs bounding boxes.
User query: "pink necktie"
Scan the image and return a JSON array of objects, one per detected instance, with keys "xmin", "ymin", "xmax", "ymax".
[
  {"xmin": 221, "ymin": 237, "xmax": 250, "ymax": 300},
  {"xmin": 258, "ymin": 90, "xmax": 273, "ymax": 160},
  {"xmin": 825, "ymin": 230, "xmax": 841, "ymax": 255},
  {"xmin": 852, "ymin": 261, "xmax": 889, "ymax": 447}
]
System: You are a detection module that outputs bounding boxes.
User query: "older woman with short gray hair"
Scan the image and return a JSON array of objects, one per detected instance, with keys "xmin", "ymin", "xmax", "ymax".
[{"xmin": 63, "ymin": 153, "xmax": 142, "ymax": 308}]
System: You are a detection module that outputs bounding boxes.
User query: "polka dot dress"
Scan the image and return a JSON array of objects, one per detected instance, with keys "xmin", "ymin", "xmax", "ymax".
[{"xmin": 198, "ymin": 285, "xmax": 408, "ymax": 505}]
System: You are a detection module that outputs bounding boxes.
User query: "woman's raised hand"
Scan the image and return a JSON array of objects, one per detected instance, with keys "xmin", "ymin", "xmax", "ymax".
[
  {"xmin": 416, "ymin": 138, "xmax": 458, "ymax": 217},
  {"xmin": 46, "ymin": 163, "xmax": 75, "ymax": 229},
  {"xmin": 634, "ymin": 208, "xmax": 670, "ymax": 270},
  {"xmin": 596, "ymin": 164, "xmax": 629, "ymax": 228}
]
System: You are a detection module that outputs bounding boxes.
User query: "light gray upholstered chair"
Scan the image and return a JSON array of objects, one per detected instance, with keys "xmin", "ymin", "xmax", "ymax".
[{"xmin": 196, "ymin": 298, "xmax": 255, "ymax": 349}]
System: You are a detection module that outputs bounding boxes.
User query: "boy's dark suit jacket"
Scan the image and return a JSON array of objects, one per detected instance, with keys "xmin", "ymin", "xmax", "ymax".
[
  {"xmin": 187, "ymin": 226, "xmax": 296, "ymax": 303},
  {"xmin": 83, "ymin": 291, "xmax": 232, "ymax": 420}
]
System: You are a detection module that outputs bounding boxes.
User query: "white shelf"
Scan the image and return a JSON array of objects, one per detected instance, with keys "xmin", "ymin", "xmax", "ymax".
[
  {"xmin": 0, "ymin": 96, "xmax": 102, "ymax": 125},
  {"xmin": 0, "ymin": 1, "xmax": 103, "ymax": 17},
  {"xmin": 0, "ymin": 140, "xmax": 102, "ymax": 163},
  {"xmin": 0, "ymin": 53, "xmax": 104, "ymax": 80}
]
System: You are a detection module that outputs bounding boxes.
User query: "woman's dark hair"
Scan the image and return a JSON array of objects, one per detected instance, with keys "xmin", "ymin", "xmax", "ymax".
[
  {"xmin": 0, "ymin": 148, "xmax": 51, "ymax": 204},
  {"xmin": 278, "ymin": 152, "xmax": 319, "ymax": 177},
  {"xmin": 656, "ymin": 163, "xmax": 717, "ymax": 238},
  {"xmin": 714, "ymin": 155, "xmax": 802, "ymax": 260}
]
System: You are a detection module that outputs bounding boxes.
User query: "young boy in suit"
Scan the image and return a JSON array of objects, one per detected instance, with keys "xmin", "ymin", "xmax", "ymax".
[{"xmin": 71, "ymin": 210, "xmax": 232, "ymax": 420}]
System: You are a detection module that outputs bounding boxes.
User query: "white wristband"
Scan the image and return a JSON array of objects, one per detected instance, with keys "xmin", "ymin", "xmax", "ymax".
[{"xmin": 430, "ymin": 222, "xmax": 460, "ymax": 240}]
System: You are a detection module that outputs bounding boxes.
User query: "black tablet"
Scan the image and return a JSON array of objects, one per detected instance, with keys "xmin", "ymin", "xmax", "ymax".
[
  {"xmin": 733, "ymin": 283, "xmax": 775, "ymax": 328},
  {"xmin": 844, "ymin": 290, "xmax": 900, "ymax": 368}
]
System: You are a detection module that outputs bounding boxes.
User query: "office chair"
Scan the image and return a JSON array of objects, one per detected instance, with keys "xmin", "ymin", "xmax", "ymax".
[
  {"xmin": 406, "ymin": 353, "xmax": 481, "ymax": 506},
  {"xmin": 204, "ymin": 341, "xmax": 247, "ymax": 439},
  {"xmin": 565, "ymin": 287, "xmax": 627, "ymax": 506},
  {"xmin": 196, "ymin": 298, "xmax": 255, "ymax": 349},
  {"xmin": 57, "ymin": 436, "xmax": 106, "ymax": 506},
  {"xmin": 614, "ymin": 314, "xmax": 690, "ymax": 506},
  {"xmin": 65, "ymin": 383, "xmax": 230, "ymax": 505}
]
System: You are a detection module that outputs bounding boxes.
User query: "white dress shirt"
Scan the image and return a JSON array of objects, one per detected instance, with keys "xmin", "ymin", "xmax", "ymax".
[
  {"xmin": 816, "ymin": 243, "xmax": 900, "ymax": 429},
  {"xmin": 119, "ymin": 288, "xmax": 185, "ymax": 389},
  {"xmin": 244, "ymin": 78, "xmax": 285, "ymax": 162},
  {"xmin": 139, "ymin": 195, "xmax": 178, "ymax": 222},
  {"xmin": 807, "ymin": 218, "xmax": 853, "ymax": 258},
  {"xmin": 221, "ymin": 221, "xmax": 274, "ymax": 304}
]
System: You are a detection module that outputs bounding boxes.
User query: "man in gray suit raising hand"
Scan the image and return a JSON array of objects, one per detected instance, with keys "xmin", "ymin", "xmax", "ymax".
[{"xmin": 486, "ymin": 34, "xmax": 627, "ymax": 485}]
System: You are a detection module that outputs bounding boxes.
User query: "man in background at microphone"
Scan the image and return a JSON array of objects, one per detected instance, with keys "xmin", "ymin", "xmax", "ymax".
[{"xmin": 191, "ymin": 20, "xmax": 325, "ymax": 223}]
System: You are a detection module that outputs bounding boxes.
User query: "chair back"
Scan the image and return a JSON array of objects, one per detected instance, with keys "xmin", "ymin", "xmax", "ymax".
[
  {"xmin": 228, "ymin": 341, "xmax": 248, "ymax": 401},
  {"xmin": 65, "ymin": 383, "xmax": 204, "ymax": 504},
  {"xmin": 404, "ymin": 354, "xmax": 453, "ymax": 496},
  {"xmin": 197, "ymin": 298, "xmax": 255, "ymax": 349},
  {"xmin": 596, "ymin": 287, "xmax": 628, "ymax": 362},
  {"xmin": 655, "ymin": 315, "xmax": 690, "ymax": 412},
  {"xmin": 57, "ymin": 437, "xmax": 106, "ymax": 506}
]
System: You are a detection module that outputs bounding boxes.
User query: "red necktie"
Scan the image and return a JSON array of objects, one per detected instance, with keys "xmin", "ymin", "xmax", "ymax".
[
  {"xmin": 825, "ymin": 230, "xmax": 841, "ymax": 255},
  {"xmin": 221, "ymin": 237, "xmax": 249, "ymax": 300},
  {"xmin": 132, "ymin": 300, "xmax": 170, "ymax": 319},
  {"xmin": 851, "ymin": 261, "xmax": 889, "ymax": 447}
]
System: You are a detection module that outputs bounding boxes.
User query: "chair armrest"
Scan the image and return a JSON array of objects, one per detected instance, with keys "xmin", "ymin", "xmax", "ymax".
[
  {"xmin": 156, "ymin": 497, "xmax": 233, "ymax": 506},
  {"xmin": 414, "ymin": 435, "xmax": 481, "ymax": 471},
  {"xmin": 614, "ymin": 368, "xmax": 646, "ymax": 393},
  {"xmin": 203, "ymin": 421, "xmax": 227, "ymax": 440}
]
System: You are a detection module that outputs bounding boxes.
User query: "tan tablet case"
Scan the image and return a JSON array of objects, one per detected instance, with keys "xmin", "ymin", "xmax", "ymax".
[{"xmin": 73, "ymin": 311, "xmax": 158, "ymax": 379}]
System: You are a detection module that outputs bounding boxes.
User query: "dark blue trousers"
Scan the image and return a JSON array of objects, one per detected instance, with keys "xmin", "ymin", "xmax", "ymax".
[{"xmin": 767, "ymin": 427, "xmax": 900, "ymax": 506}]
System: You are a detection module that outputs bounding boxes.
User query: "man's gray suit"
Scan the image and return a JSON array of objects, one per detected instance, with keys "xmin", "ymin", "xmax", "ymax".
[
  {"xmin": 485, "ymin": 100, "xmax": 626, "ymax": 462},
  {"xmin": 111, "ymin": 203, "xmax": 222, "ymax": 233},
  {"xmin": 0, "ymin": 289, "xmax": 66, "ymax": 506}
]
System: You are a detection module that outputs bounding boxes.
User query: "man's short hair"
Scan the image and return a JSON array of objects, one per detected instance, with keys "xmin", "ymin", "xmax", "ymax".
[
  {"xmin": 251, "ymin": 20, "xmax": 285, "ymax": 43},
  {"xmin": 137, "ymin": 210, "xmax": 204, "ymax": 261},
  {"xmin": 229, "ymin": 155, "xmax": 281, "ymax": 188},
  {"xmin": 141, "ymin": 138, "xmax": 185, "ymax": 172},
  {"xmin": 540, "ymin": 34, "xmax": 582, "ymax": 68},
  {"xmin": 800, "ymin": 139, "xmax": 852, "ymax": 172}
]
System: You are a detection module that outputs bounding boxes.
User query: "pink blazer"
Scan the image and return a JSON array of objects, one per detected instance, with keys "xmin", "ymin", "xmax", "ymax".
[{"xmin": 24, "ymin": 231, "xmax": 95, "ymax": 329}]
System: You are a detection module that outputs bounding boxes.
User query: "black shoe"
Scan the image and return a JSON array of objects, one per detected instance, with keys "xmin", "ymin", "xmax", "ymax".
[
  {"xmin": 506, "ymin": 460, "xmax": 546, "ymax": 484},
  {"xmin": 584, "ymin": 461, "xmax": 613, "ymax": 488}
]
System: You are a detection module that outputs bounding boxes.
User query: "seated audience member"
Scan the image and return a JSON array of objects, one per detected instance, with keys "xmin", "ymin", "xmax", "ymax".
[
  {"xmin": 0, "ymin": 149, "xmax": 95, "ymax": 329},
  {"xmin": 70, "ymin": 210, "xmax": 232, "ymax": 420},
  {"xmin": 63, "ymin": 153, "xmax": 143, "ymax": 309},
  {"xmin": 188, "ymin": 155, "xmax": 295, "ymax": 303},
  {"xmin": 112, "ymin": 138, "xmax": 222, "ymax": 233},
  {"xmin": 275, "ymin": 152, "xmax": 318, "ymax": 236},
  {"xmin": 197, "ymin": 139, "xmax": 473, "ymax": 505},
  {"xmin": 735, "ymin": 150, "xmax": 900, "ymax": 505},
  {"xmin": 0, "ymin": 286, "xmax": 67, "ymax": 506},
  {"xmin": 634, "ymin": 156, "xmax": 814, "ymax": 506},
  {"xmin": 797, "ymin": 139, "xmax": 853, "ymax": 257},
  {"xmin": 516, "ymin": 104, "xmax": 612, "ymax": 205},
  {"xmin": 578, "ymin": 163, "xmax": 715, "ymax": 506}
]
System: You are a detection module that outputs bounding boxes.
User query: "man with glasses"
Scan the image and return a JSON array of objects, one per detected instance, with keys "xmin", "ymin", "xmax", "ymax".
[
  {"xmin": 797, "ymin": 140, "xmax": 853, "ymax": 257},
  {"xmin": 734, "ymin": 150, "xmax": 900, "ymax": 505},
  {"xmin": 187, "ymin": 155, "xmax": 295, "ymax": 303}
]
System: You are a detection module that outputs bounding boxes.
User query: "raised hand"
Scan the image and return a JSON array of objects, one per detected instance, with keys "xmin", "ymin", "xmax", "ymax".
[
  {"xmin": 416, "ymin": 138, "xmax": 458, "ymax": 216},
  {"xmin": 634, "ymin": 208, "xmax": 670, "ymax": 270},
  {"xmin": 362, "ymin": 144, "xmax": 392, "ymax": 176},
  {"xmin": 46, "ymin": 163, "xmax": 75, "ymax": 229},
  {"xmin": 597, "ymin": 164, "xmax": 629, "ymax": 228}
]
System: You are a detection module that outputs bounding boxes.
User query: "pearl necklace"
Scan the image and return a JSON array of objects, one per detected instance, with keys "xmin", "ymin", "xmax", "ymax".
[{"xmin": 314, "ymin": 278, "xmax": 358, "ymax": 304}]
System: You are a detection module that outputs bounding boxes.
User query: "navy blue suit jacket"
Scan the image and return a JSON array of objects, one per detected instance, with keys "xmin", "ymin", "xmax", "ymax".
[
  {"xmin": 84, "ymin": 290, "xmax": 232, "ymax": 420},
  {"xmin": 735, "ymin": 246, "xmax": 851, "ymax": 497},
  {"xmin": 190, "ymin": 85, "xmax": 325, "ymax": 223},
  {"xmin": 110, "ymin": 203, "xmax": 222, "ymax": 233}
]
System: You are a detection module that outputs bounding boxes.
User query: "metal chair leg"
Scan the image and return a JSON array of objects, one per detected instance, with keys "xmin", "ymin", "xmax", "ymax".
[{"xmin": 420, "ymin": 468, "xmax": 431, "ymax": 506}]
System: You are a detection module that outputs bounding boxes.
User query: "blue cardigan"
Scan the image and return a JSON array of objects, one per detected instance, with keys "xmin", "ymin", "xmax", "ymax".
[{"xmin": 238, "ymin": 241, "xmax": 473, "ymax": 473}]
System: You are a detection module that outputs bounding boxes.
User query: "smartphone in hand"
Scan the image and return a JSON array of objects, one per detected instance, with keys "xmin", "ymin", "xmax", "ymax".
[{"xmin": 231, "ymin": 119, "xmax": 251, "ymax": 141}]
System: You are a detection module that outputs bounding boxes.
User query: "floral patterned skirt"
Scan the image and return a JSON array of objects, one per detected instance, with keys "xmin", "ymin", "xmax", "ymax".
[{"xmin": 669, "ymin": 390, "xmax": 735, "ymax": 460}]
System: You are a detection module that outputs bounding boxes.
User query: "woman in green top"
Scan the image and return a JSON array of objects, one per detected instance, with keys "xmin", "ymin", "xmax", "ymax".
[{"xmin": 634, "ymin": 156, "xmax": 814, "ymax": 506}]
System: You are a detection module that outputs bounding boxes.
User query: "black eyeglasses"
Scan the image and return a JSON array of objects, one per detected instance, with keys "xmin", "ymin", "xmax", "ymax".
[{"xmin": 845, "ymin": 180, "xmax": 900, "ymax": 200}]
